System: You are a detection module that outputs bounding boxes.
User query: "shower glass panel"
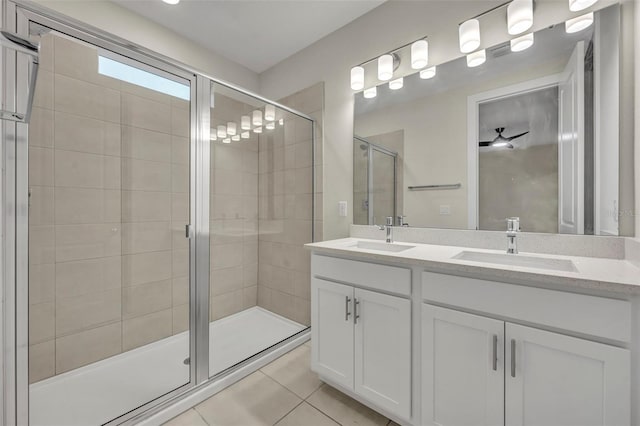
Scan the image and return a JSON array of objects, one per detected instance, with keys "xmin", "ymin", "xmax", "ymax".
[
  {"xmin": 26, "ymin": 29, "xmax": 192, "ymax": 426},
  {"xmin": 371, "ymin": 149, "xmax": 396, "ymax": 224},
  {"xmin": 208, "ymin": 82, "xmax": 312, "ymax": 377}
]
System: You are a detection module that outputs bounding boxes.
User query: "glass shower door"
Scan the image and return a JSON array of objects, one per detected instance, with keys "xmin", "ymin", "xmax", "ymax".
[
  {"xmin": 24, "ymin": 26, "xmax": 193, "ymax": 425},
  {"xmin": 370, "ymin": 148, "xmax": 396, "ymax": 224}
]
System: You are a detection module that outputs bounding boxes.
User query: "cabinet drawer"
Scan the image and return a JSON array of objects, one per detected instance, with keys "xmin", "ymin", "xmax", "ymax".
[
  {"xmin": 312, "ymin": 254, "xmax": 411, "ymax": 296},
  {"xmin": 422, "ymin": 271, "xmax": 631, "ymax": 343}
]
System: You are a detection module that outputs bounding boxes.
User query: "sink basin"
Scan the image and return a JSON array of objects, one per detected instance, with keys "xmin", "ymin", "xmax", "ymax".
[
  {"xmin": 452, "ymin": 251, "xmax": 577, "ymax": 272},
  {"xmin": 350, "ymin": 241, "xmax": 416, "ymax": 253}
]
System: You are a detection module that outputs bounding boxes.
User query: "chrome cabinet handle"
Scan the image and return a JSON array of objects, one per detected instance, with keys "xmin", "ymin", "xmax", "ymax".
[
  {"xmin": 492, "ymin": 335, "xmax": 498, "ymax": 371},
  {"xmin": 354, "ymin": 298, "xmax": 360, "ymax": 324},
  {"xmin": 510, "ymin": 339, "xmax": 516, "ymax": 378},
  {"xmin": 345, "ymin": 296, "xmax": 351, "ymax": 321}
]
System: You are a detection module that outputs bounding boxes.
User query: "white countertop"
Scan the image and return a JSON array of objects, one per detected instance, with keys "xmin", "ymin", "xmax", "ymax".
[{"xmin": 305, "ymin": 238, "xmax": 640, "ymax": 295}]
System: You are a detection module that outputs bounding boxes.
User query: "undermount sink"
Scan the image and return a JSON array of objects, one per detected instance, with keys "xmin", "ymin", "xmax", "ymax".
[
  {"xmin": 452, "ymin": 250, "xmax": 578, "ymax": 272},
  {"xmin": 350, "ymin": 241, "xmax": 416, "ymax": 253}
]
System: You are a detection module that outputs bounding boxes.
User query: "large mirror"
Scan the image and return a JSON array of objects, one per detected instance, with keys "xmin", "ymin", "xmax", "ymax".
[{"xmin": 354, "ymin": 4, "xmax": 632, "ymax": 236}]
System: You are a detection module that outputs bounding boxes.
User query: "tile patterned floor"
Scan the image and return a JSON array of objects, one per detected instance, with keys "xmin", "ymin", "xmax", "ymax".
[{"xmin": 163, "ymin": 343, "xmax": 399, "ymax": 426}]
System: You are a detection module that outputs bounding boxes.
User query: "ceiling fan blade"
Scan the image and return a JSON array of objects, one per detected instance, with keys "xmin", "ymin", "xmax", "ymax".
[
  {"xmin": 479, "ymin": 141, "xmax": 492, "ymax": 146},
  {"xmin": 506, "ymin": 131, "xmax": 529, "ymax": 141}
]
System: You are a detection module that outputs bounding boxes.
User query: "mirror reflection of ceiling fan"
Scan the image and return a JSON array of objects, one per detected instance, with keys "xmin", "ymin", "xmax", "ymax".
[{"xmin": 479, "ymin": 127, "xmax": 529, "ymax": 149}]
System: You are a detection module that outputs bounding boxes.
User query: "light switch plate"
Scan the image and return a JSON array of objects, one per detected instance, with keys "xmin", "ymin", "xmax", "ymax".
[{"xmin": 338, "ymin": 201, "xmax": 348, "ymax": 217}]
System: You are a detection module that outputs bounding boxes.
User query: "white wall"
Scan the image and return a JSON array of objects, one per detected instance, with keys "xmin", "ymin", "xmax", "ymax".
[
  {"xmin": 258, "ymin": 0, "xmax": 625, "ymax": 239},
  {"xmin": 28, "ymin": 0, "xmax": 259, "ymax": 91}
]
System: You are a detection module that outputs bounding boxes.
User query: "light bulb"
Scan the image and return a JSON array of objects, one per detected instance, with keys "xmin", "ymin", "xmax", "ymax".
[
  {"xmin": 467, "ymin": 49, "xmax": 486, "ymax": 67},
  {"xmin": 569, "ymin": 0, "xmax": 598, "ymax": 12},
  {"xmin": 231, "ymin": 135, "xmax": 240, "ymax": 142},
  {"xmin": 254, "ymin": 126, "xmax": 262, "ymax": 134},
  {"xmin": 252, "ymin": 110, "xmax": 262, "ymax": 126},
  {"xmin": 565, "ymin": 12, "xmax": 594, "ymax": 33},
  {"xmin": 507, "ymin": 0, "xmax": 533, "ymax": 35},
  {"xmin": 217, "ymin": 125, "xmax": 227, "ymax": 138},
  {"xmin": 227, "ymin": 122, "xmax": 236, "ymax": 136},
  {"xmin": 265, "ymin": 104, "xmax": 275, "ymax": 121},
  {"xmin": 389, "ymin": 77, "xmax": 403, "ymax": 90},
  {"xmin": 459, "ymin": 19, "xmax": 481, "ymax": 53},
  {"xmin": 510, "ymin": 33, "xmax": 534, "ymax": 52},
  {"xmin": 162, "ymin": 0, "xmax": 180, "ymax": 4},
  {"xmin": 378, "ymin": 54, "xmax": 393, "ymax": 81},
  {"xmin": 210, "ymin": 133, "xmax": 217, "ymax": 141},
  {"xmin": 420, "ymin": 66, "xmax": 437, "ymax": 79},
  {"xmin": 241, "ymin": 131, "xmax": 250, "ymax": 139},
  {"xmin": 278, "ymin": 118, "xmax": 284, "ymax": 126},
  {"xmin": 350, "ymin": 66, "xmax": 365, "ymax": 90},
  {"xmin": 241, "ymin": 115, "xmax": 251, "ymax": 130},
  {"xmin": 363, "ymin": 87, "xmax": 377, "ymax": 99},
  {"xmin": 411, "ymin": 40, "xmax": 429, "ymax": 69},
  {"xmin": 222, "ymin": 138, "xmax": 230, "ymax": 144},
  {"xmin": 266, "ymin": 122, "xmax": 275, "ymax": 130}
]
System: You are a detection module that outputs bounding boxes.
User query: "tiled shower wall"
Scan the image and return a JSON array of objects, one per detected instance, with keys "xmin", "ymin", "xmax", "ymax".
[
  {"xmin": 256, "ymin": 83, "xmax": 324, "ymax": 326},
  {"xmin": 28, "ymin": 34, "xmax": 190, "ymax": 383}
]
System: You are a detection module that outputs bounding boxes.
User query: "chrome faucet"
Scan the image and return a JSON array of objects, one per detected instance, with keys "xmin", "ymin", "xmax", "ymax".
[
  {"xmin": 506, "ymin": 217, "xmax": 520, "ymax": 254},
  {"xmin": 376, "ymin": 216, "xmax": 394, "ymax": 243}
]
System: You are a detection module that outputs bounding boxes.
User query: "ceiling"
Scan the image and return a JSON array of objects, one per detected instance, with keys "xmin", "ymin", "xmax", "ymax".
[{"xmin": 113, "ymin": 0, "xmax": 385, "ymax": 73}]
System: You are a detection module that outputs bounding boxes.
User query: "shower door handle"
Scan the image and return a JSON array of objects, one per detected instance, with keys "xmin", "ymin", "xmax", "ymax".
[{"xmin": 185, "ymin": 224, "xmax": 191, "ymax": 239}]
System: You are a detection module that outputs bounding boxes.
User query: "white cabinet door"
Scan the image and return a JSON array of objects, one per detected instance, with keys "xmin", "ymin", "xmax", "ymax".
[
  {"xmin": 311, "ymin": 278, "xmax": 354, "ymax": 390},
  {"xmin": 354, "ymin": 288, "xmax": 411, "ymax": 420},
  {"xmin": 421, "ymin": 304, "xmax": 504, "ymax": 426},
  {"xmin": 506, "ymin": 323, "xmax": 630, "ymax": 426}
]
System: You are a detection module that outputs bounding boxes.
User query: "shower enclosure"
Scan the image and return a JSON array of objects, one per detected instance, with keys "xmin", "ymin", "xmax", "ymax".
[{"xmin": 1, "ymin": 3, "xmax": 315, "ymax": 425}]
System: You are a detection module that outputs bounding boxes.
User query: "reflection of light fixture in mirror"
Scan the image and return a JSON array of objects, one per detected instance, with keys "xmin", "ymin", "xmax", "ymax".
[
  {"xmin": 265, "ymin": 104, "xmax": 275, "ymax": 121},
  {"xmin": 252, "ymin": 110, "xmax": 262, "ymax": 126},
  {"xmin": 569, "ymin": 0, "xmax": 597, "ymax": 12},
  {"xmin": 411, "ymin": 39, "xmax": 429, "ymax": 69},
  {"xmin": 278, "ymin": 118, "xmax": 284, "ymax": 126},
  {"xmin": 389, "ymin": 78, "xmax": 403, "ymax": 90},
  {"xmin": 266, "ymin": 122, "xmax": 275, "ymax": 130},
  {"xmin": 420, "ymin": 66, "xmax": 437, "ymax": 79},
  {"xmin": 241, "ymin": 115, "xmax": 251, "ymax": 130},
  {"xmin": 510, "ymin": 33, "xmax": 534, "ymax": 52},
  {"xmin": 254, "ymin": 126, "xmax": 262, "ymax": 134},
  {"xmin": 378, "ymin": 54, "xmax": 394, "ymax": 81},
  {"xmin": 363, "ymin": 86, "xmax": 377, "ymax": 98},
  {"xmin": 492, "ymin": 141, "xmax": 509, "ymax": 148},
  {"xmin": 162, "ymin": 0, "xmax": 180, "ymax": 4},
  {"xmin": 222, "ymin": 138, "xmax": 230, "ymax": 144},
  {"xmin": 350, "ymin": 66, "xmax": 365, "ymax": 90},
  {"xmin": 241, "ymin": 131, "xmax": 250, "ymax": 139},
  {"xmin": 210, "ymin": 133, "xmax": 217, "ymax": 141},
  {"xmin": 565, "ymin": 12, "xmax": 593, "ymax": 33},
  {"xmin": 227, "ymin": 122, "xmax": 236, "ymax": 136},
  {"xmin": 217, "ymin": 125, "xmax": 227, "ymax": 138},
  {"xmin": 231, "ymin": 135, "xmax": 240, "ymax": 142},
  {"xmin": 466, "ymin": 49, "xmax": 486, "ymax": 67},
  {"xmin": 459, "ymin": 19, "xmax": 481, "ymax": 53},
  {"xmin": 507, "ymin": 0, "xmax": 533, "ymax": 35}
]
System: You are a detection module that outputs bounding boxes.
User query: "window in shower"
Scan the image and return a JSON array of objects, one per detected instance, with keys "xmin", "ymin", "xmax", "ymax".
[
  {"xmin": 27, "ymin": 29, "xmax": 193, "ymax": 425},
  {"xmin": 208, "ymin": 82, "xmax": 313, "ymax": 377}
]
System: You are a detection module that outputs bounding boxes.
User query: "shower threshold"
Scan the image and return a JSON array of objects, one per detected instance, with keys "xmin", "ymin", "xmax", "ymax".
[{"xmin": 29, "ymin": 307, "xmax": 306, "ymax": 426}]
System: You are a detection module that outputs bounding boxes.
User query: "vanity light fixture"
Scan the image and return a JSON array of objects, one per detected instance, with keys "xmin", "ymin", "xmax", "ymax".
[
  {"xmin": 241, "ymin": 115, "xmax": 251, "ymax": 130},
  {"xmin": 241, "ymin": 131, "xmax": 250, "ymax": 139},
  {"xmin": 350, "ymin": 66, "xmax": 365, "ymax": 90},
  {"xmin": 459, "ymin": 19, "xmax": 481, "ymax": 53},
  {"xmin": 466, "ymin": 49, "xmax": 486, "ymax": 67},
  {"xmin": 507, "ymin": 0, "xmax": 533, "ymax": 35},
  {"xmin": 389, "ymin": 77, "xmax": 403, "ymax": 90},
  {"xmin": 569, "ymin": 0, "xmax": 597, "ymax": 12},
  {"xmin": 210, "ymin": 133, "xmax": 217, "ymax": 141},
  {"xmin": 420, "ymin": 66, "xmax": 437, "ymax": 79},
  {"xmin": 411, "ymin": 39, "xmax": 429, "ymax": 69},
  {"xmin": 162, "ymin": 0, "xmax": 180, "ymax": 4},
  {"xmin": 222, "ymin": 138, "xmax": 231, "ymax": 144},
  {"xmin": 254, "ymin": 126, "xmax": 262, "ymax": 134},
  {"xmin": 278, "ymin": 118, "xmax": 284, "ymax": 126},
  {"xmin": 226, "ymin": 122, "xmax": 237, "ymax": 136},
  {"xmin": 565, "ymin": 12, "xmax": 594, "ymax": 33},
  {"xmin": 216, "ymin": 125, "xmax": 227, "ymax": 138},
  {"xmin": 252, "ymin": 110, "xmax": 262, "ymax": 126},
  {"xmin": 510, "ymin": 33, "xmax": 534, "ymax": 52},
  {"xmin": 265, "ymin": 104, "xmax": 276, "ymax": 121},
  {"xmin": 266, "ymin": 121, "xmax": 275, "ymax": 130},
  {"xmin": 231, "ymin": 135, "xmax": 240, "ymax": 142},
  {"xmin": 363, "ymin": 86, "xmax": 377, "ymax": 99},
  {"xmin": 378, "ymin": 54, "xmax": 394, "ymax": 81}
]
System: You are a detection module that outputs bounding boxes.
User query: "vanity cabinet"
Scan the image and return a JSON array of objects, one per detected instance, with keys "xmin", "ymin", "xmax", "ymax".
[
  {"xmin": 311, "ymin": 270, "xmax": 412, "ymax": 421},
  {"xmin": 422, "ymin": 303, "xmax": 631, "ymax": 426}
]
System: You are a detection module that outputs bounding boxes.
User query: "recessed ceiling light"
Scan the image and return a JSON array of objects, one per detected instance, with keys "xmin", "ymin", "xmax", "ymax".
[{"xmin": 162, "ymin": 0, "xmax": 180, "ymax": 4}]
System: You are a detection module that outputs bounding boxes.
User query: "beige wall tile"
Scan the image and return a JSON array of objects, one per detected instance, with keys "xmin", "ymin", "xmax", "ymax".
[
  {"xmin": 210, "ymin": 266, "xmax": 243, "ymax": 297},
  {"xmin": 210, "ymin": 219, "xmax": 244, "ymax": 245},
  {"xmin": 123, "ymin": 309, "xmax": 173, "ymax": 351},
  {"xmin": 54, "ymin": 111, "xmax": 121, "ymax": 156},
  {"xmin": 172, "ymin": 276, "xmax": 189, "ymax": 306},
  {"xmin": 210, "ymin": 243, "xmax": 243, "ymax": 270},
  {"xmin": 55, "ymin": 322, "xmax": 121, "ymax": 374},
  {"xmin": 29, "ymin": 147, "xmax": 54, "ymax": 186},
  {"xmin": 210, "ymin": 290, "xmax": 243, "ymax": 321},
  {"xmin": 269, "ymin": 290, "xmax": 296, "ymax": 322},
  {"xmin": 243, "ymin": 263, "xmax": 258, "ymax": 287},
  {"xmin": 33, "ymin": 69, "xmax": 54, "ymax": 110},
  {"xmin": 120, "ymin": 80, "xmax": 172, "ymax": 104},
  {"xmin": 54, "ymin": 150, "xmax": 120, "ymax": 189},
  {"xmin": 243, "ymin": 286, "xmax": 257, "ymax": 309},
  {"xmin": 122, "ymin": 251, "xmax": 172, "ymax": 286},
  {"xmin": 54, "ymin": 188, "xmax": 120, "ymax": 224},
  {"xmin": 37, "ymin": 34, "xmax": 54, "ymax": 72},
  {"xmin": 172, "ymin": 164, "xmax": 189, "ymax": 193},
  {"xmin": 122, "ymin": 191, "xmax": 172, "ymax": 223},
  {"xmin": 122, "ymin": 221, "xmax": 172, "ymax": 254},
  {"xmin": 29, "ymin": 302, "xmax": 55, "ymax": 344},
  {"xmin": 294, "ymin": 297, "xmax": 311, "ymax": 326},
  {"xmin": 29, "ymin": 340, "xmax": 55, "ymax": 383},
  {"xmin": 172, "ymin": 249, "xmax": 189, "ymax": 278},
  {"xmin": 29, "ymin": 225, "xmax": 55, "ymax": 265},
  {"xmin": 172, "ymin": 222, "xmax": 189, "ymax": 251},
  {"xmin": 122, "ymin": 126, "xmax": 171, "ymax": 163},
  {"xmin": 29, "ymin": 107, "xmax": 54, "ymax": 148},
  {"xmin": 122, "ymin": 158, "xmax": 172, "ymax": 192},
  {"xmin": 211, "ymin": 194, "xmax": 244, "ymax": 220},
  {"xmin": 56, "ymin": 289, "xmax": 121, "ymax": 336},
  {"xmin": 29, "ymin": 263, "xmax": 55, "ymax": 305},
  {"xmin": 121, "ymin": 92, "xmax": 171, "ymax": 133},
  {"xmin": 172, "ymin": 304, "xmax": 189, "ymax": 334},
  {"xmin": 55, "ymin": 256, "xmax": 121, "ymax": 299},
  {"xmin": 29, "ymin": 186, "xmax": 54, "ymax": 226},
  {"xmin": 212, "ymin": 169, "xmax": 244, "ymax": 195},
  {"xmin": 123, "ymin": 279, "xmax": 172, "ymax": 319},
  {"xmin": 172, "ymin": 136, "xmax": 189, "ymax": 165},
  {"xmin": 55, "ymin": 224, "xmax": 121, "ymax": 262},
  {"xmin": 172, "ymin": 193, "xmax": 189, "ymax": 223},
  {"xmin": 171, "ymin": 106, "xmax": 189, "ymax": 138},
  {"xmin": 53, "ymin": 35, "xmax": 119, "ymax": 90},
  {"xmin": 55, "ymin": 74, "xmax": 120, "ymax": 123}
]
